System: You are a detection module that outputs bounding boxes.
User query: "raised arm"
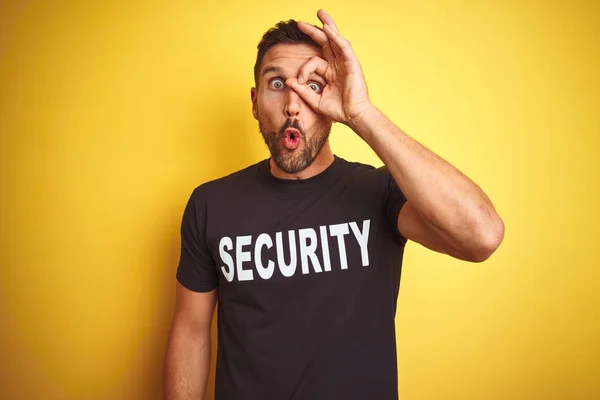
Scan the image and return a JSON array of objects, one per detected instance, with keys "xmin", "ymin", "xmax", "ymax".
[
  {"xmin": 286, "ymin": 9, "xmax": 504, "ymax": 262},
  {"xmin": 350, "ymin": 106, "xmax": 504, "ymax": 262}
]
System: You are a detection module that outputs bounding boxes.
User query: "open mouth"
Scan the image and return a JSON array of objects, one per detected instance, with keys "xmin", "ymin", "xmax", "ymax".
[{"xmin": 283, "ymin": 128, "xmax": 301, "ymax": 150}]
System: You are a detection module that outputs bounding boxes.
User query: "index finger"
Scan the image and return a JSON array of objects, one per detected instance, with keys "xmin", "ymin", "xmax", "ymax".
[{"xmin": 297, "ymin": 56, "xmax": 329, "ymax": 84}]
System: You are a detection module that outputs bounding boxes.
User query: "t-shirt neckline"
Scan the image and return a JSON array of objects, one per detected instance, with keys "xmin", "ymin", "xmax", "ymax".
[{"xmin": 259, "ymin": 155, "xmax": 343, "ymax": 191}]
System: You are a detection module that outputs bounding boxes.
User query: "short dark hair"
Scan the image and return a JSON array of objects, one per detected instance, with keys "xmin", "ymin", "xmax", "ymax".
[{"xmin": 253, "ymin": 19, "xmax": 320, "ymax": 87}]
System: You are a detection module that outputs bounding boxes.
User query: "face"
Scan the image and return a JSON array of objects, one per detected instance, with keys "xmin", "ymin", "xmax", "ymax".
[{"xmin": 251, "ymin": 43, "xmax": 332, "ymax": 174}]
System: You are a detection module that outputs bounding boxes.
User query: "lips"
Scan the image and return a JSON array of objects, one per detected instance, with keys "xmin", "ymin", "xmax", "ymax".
[{"xmin": 283, "ymin": 128, "xmax": 301, "ymax": 150}]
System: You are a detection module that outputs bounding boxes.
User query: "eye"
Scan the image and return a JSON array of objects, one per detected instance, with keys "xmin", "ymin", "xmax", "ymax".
[
  {"xmin": 308, "ymin": 82, "xmax": 323, "ymax": 94},
  {"xmin": 269, "ymin": 78, "xmax": 285, "ymax": 90}
]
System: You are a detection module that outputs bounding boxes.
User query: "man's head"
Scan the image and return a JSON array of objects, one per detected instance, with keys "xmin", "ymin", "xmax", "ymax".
[{"xmin": 251, "ymin": 20, "xmax": 333, "ymax": 175}]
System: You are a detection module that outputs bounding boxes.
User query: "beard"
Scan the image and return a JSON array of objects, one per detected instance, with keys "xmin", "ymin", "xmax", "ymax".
[{"xmin": 259, "ymin": 118, "xmax": 331, "ymax": 174}]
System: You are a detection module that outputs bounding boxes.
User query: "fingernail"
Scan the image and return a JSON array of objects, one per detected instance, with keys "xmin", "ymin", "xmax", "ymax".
[{"xmin": 298, "ymin": 76, "xmax": 305, "ymax": 84}]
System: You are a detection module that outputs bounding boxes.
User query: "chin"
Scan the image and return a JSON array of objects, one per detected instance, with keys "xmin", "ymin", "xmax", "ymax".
[{"xmin": 273, "ymin": 150, "xmax": 313, "ymax": 175}]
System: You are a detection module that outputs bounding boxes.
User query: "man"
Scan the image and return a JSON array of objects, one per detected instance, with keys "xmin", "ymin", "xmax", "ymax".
[{"xmin": 164, "ymin": 9, "xmax": 504, "ymax": 400}]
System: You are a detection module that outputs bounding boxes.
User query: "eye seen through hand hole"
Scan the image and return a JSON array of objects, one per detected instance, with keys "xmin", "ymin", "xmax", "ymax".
[{"xmin": 307, "ymin": 82, "xmax": 323, "ymax": 94}]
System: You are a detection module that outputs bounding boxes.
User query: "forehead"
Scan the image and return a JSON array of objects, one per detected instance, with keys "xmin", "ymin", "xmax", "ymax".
[{"xmin": 260, "ymin": 43, "xmax": 323, "ymax": 75}]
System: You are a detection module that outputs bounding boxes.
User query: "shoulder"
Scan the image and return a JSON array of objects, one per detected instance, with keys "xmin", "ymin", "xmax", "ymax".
[
  {"xmin": 336, "ymin": 156, "xmax": 392, "ymax": 182},
  {"xmin": 188, "ymin": 159, "xmax": 265, "ymax": 201}
]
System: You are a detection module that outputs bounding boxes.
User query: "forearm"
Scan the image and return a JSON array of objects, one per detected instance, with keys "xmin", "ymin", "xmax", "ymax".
[
  {"xmin": 164, "ymin": 325, "xmax": 211, "ymax": 400},
  {"xmin": 349, "ymin": 104, "xmax": 503, "ymax": 245}
]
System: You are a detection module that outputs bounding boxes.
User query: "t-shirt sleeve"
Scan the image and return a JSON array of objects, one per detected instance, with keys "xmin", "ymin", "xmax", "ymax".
[
  {"xmin": 176, "ymin": 188, "xmax": 219, "ymax": 292},
  {"xmin": 379, "ymin": 166, "xmax": 408, "ymax": 245}
]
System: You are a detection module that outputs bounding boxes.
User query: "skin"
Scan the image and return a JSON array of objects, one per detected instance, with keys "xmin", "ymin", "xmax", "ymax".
[
  {"xmin": 164, "ymin": 9, "xmax": 505, "ymax": 400},
  {"xmin": 251, "ymin": 43, "xmax": 334, "ymax": 178}
]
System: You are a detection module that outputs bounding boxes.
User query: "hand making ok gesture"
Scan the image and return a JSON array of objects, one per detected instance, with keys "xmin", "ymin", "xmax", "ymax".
[{"xmin": 286, "ymin": 9, "xmax": 374, "ymax": 127}]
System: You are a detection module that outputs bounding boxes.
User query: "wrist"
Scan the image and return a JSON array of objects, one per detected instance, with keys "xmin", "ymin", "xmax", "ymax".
[{"xmin": 346, "ymin": 102, "xmax": 380, "ymax": 138}]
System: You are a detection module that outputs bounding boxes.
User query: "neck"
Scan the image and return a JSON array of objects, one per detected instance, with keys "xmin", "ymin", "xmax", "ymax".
[{"xmin": 269, "ymin": 142, "xmax": 335, "ymax": 180}]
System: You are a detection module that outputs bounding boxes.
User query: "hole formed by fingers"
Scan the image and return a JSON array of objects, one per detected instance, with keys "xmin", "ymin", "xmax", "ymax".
[{"xmin": 307, "ymin": 82, "xmax": 323, "ymax": 94}]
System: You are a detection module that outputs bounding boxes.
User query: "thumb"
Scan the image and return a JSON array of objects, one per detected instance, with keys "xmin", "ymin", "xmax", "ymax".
[{"xmin": 286, "ymin": 78, "xmax": 321, "ymax": 111}]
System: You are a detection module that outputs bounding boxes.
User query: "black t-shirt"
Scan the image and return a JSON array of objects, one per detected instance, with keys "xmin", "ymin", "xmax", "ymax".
[{"xmin": 176, "ymin": 155, "xmax": 408, "ymax": 400}]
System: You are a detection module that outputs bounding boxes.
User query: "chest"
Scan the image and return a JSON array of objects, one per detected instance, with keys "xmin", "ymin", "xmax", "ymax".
[{"xmin": 205, "ymin": 182, "xmax": 399, "ymax": 291}]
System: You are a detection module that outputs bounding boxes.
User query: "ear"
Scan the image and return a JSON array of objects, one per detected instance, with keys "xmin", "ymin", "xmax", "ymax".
[{"xmin": 250, "ymin": 87, "xmax": 258, "ymax": 120}]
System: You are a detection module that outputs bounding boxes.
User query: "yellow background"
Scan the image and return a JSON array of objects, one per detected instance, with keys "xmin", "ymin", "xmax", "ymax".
[{"xmin": 1, "ymin": 0, "xmax": 598, "ymax": 399}]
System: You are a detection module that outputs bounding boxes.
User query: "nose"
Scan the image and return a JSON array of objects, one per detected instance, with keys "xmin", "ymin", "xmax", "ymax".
[{"xmin": 284, "ymin": 87, "xmax": 301, "ymax": 118}]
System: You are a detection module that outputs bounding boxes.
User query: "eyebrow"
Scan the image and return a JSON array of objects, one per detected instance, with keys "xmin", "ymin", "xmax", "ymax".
[{"xmin": 262, "ymin": 65, "xmax": 282, "ymax": 76}]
